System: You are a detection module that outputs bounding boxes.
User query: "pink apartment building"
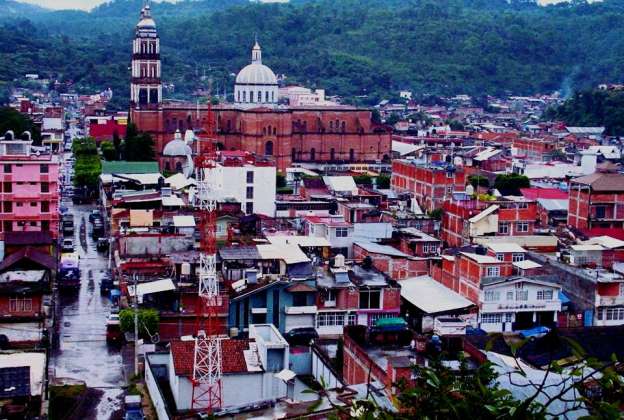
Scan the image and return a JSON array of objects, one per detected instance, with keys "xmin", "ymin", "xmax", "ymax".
[{"xmin": 0, "ymin": 131, "xmax": 60, "ymax": 241}]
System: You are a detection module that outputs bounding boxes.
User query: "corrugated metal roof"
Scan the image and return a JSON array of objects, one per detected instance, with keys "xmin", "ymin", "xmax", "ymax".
[
  {"xmin": 354, "ymin": 241, "xmax": 410, "ymax": 258},
  {"xmin": 399, "ymin": 276, "xmax": 474, "ymax": 314}
]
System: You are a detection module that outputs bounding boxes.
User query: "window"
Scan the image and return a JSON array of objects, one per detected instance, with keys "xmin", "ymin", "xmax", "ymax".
[
  {"xmin": 481, "ymin": 313, "xmax": 502, "ymax": 324},
  {"xmin": 516, "ymin": 290, "xmax": 529, "ymax": 301},
  {"xmin": 484, "ymin": 291, "xmax": 500, "ymax": 302},
  {"xmin": 619, "ymin": 283, "xmax": 624, "ymax": 297},
  {"xmin": 323, "ymin": 289, "xmax": 337, "ymax": 303},
  {"xmin": 3, "ymin": 202, "xmax": 12, "ymax": 212},
  {"xmin": 9, "ymin": 297, "xmax": 32, "ymax": 313},
  {"xmin": 265, "ymin": 141, "xmax": 274, "ymax": 156},
  {"xmin": 349, "ymin": 149, "xmax": 355, "ymax": 161},
  {"xmin": 423, "ymin": 243, "xmax": 438, "ymax": 254},
  {"xmin": 347, "ymin": 313, "xmax": 357, "ymax": 325},
  {"xmin": 3, "ymin": 221, "xmax": 11, "ymax": 232},
  {"xmin": 29, "ymin": 202, "xmax": 36, "ymax": 207},
  {"xmin": 335, "ymin": 227, "xmax": 349, "ymax": 238},
  {"xmin": 246, "ymin": 202, "xmax": 254, "ymax": 215},
  {"xmin": 537, "ymin": 290, "xmax": 553, "ymax": 300},
  {"xmin": 310, "ymin": 148, "xmax": 316, "ymax": 161},
  {"xmin": 605, "ymin": 308, "xmax": 624, "ymax": 321},
  {"xmin": 3, "ymin": 182, "xmax": 11, "ymax": 193},
  {"xmin": 359, "ymin": 289, "xmax": 381, "ymax": 309},
  {"xmin": 246, "ymin": 186, "xmax": 254, "ymax": 199},
  {"xmin": 512, "ymin": 253, "xmax": 525, "ymax": 262},
  {"xmin": 246, "ymin": 171, "xmax": 254, "ymax": 184},
  {"xmin": 316, "ymin": 312, "xmax": 345, "ymax": 327},
  {"xmin": 40, "ymin": 164, "xmax": 49, "ymax": 173},
  {"xmin": 330, "ymin": 148, "xmax": 335, "ymax": 161},
  {"xmin": 292, "ymin": 292, "xmax": 307, "ymax": 307},
  {"xmin": 496, "ymin": 253, "xmax": 505, "ymax": 261},
  {"xmin": 29, "ymin": 221, "xmax": 36, "ymax": 227},
  {"xmin": 516, "ymin": 222, "xmax": 529, "ymax": 232},
  {"xmin": 42, "ymin": 221, "xmax": 49, "ymax": 231},
  {"xmin": 506, "ymin": 291, "xmax": 514, "ymax": 300},
  {"xmin": 498, "ymin": 222, "xmax": 510, "ymax": 234},
  {"xmin": 595, "ymin": 206, "xmax": 606, "ymax": 219},
  {"xmin": 505, "ymin": 313, "xmax": 513, "ymax": 323},
  {"xmin": 3, "ymin": 164, "xmax": 11, "ymax": 173},
  {"xmin": 41, "ymin": 202, "xmax": 49, "ymax": 213},
  {"xmin": 486, "ymin": 266, "xmax": 500, "ymax": 277}
]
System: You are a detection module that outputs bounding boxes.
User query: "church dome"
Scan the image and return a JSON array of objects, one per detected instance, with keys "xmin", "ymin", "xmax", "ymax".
[
  {"xmin": 163, "ymin": 130, "xmax": 192, "ymax": 156},
  {"xmin": 137, "ymin": 5, "xmax": 156, "ymax": 29},
  {"xmin": 236, "ymin": 63, "xmax": 277, "ymax": 86}
]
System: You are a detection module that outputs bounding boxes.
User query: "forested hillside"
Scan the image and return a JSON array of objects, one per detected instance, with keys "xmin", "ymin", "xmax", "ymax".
[{"xmin": 1, "ymin": 0, "xmax": 624, "ymax": 108}]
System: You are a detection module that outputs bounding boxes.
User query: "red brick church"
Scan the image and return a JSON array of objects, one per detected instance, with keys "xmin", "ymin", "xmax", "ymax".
[{"xmin": 129, "ymin": 5, "xmax": 391, "ymax": 171}]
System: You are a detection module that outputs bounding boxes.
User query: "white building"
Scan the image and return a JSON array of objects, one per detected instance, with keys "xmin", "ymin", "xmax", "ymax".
[
  {"xmin": 304, "ymin": 215, "xmax": 354, "ymax": 257},
  {"xmin": 279, "ymin": 86, "xmax": 337, "ymax": 107},
  {"xmin": 234, "ymin": 41, "xmax": 279, "ymax": 107},
  {"xmin": 204, "ymin": 155, "xmax": 276, "ymax": 216},
  {"xmin": 479, "ymin": 277, "xmax": 561, "ymax": 333},
  {"xmin": 146, "ymin": 324, "xmax": 289, "ymax": 416}
]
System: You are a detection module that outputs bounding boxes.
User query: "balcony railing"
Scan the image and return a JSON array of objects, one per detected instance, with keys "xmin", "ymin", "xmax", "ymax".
[{"xmin": 284, "ymin": 305, "xmax": 318, "ymax": 315}]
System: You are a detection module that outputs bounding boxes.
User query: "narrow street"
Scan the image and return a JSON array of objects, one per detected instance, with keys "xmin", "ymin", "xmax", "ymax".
[{"xmin": 50, "ymin": 152, "xmax": 128, "ymax": 419}]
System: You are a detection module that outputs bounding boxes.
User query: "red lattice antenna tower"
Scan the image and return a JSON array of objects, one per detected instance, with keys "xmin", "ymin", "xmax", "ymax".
[{"xmin": 191, "ymin": 93, "xmax": 223, "ymax": 412}]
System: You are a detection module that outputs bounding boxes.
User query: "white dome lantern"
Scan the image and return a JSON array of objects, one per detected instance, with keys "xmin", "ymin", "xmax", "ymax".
[
  {"xmin": 234, "ymin": 40, "xmax": 279, "ymax": 107},
  {"xmin": 163, "ymin": 129, "xmax": 192, "ymax": 156}
]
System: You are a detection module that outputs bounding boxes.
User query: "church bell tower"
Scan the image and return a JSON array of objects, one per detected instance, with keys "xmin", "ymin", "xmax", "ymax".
[{"xmin": 130, "ymin": 4, "xmax": 162, "ymax": 109}]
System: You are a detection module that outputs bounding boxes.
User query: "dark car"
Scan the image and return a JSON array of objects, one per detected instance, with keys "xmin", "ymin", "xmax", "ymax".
[
  {"xmin": 100, "ymin": 274, "xmax": 113, "ymax": 294},
  {"xmin": 89, "ymin": 210, "xmax": 101, "ymax": 223},
  {"xmin": 284, "ymin": 327, "xmax": 319, "ymax": 346},
  {"xmin": 97, "ymin": 237, "xmax": 109, "ymax": 252}
]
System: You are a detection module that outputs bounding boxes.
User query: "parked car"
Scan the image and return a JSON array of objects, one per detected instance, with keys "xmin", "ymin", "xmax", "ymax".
[
  {"xmin": 284, "ymin": 327, "xmax": 319, "ymax": 346},
  {"xmin": 97, "ymin": 237, "xmax": 109, "ymax": 252},
  {"xmin": 61, "ymin": 238, "xmax": 75, "ymax": 253},
  {"xmin": 519, "ymin": 326, "xmax": 550, "ymax": 340},
  {"xmin": 123, "ymin": 395, "xmax": 144, "ymax": 420},
  {"xmin": 100, "ymin": 273, "xmax": 113, "ymax": 294},
  {"xmin": 89, "ymin": 210, "xmax": 101, "ymax": 223}
]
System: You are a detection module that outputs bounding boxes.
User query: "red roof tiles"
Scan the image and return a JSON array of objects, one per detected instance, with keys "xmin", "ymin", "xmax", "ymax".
[{"xmin": 170, "ymin": 339, "xmax": 252, "ymax": 377}]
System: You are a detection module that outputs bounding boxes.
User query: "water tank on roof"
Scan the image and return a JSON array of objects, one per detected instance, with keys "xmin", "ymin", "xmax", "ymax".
[
  {"xmin": 335, "ymin": 254, "xmax": 345, "ymax": 268},
  {"xmin": 181, "ymin": 262, "xmax": 191, "ymax": 276}
]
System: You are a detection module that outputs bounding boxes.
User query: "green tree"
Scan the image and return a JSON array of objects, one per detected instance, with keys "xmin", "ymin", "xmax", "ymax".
[
  {"xmin": 101, "ymin": 141, "xmax": 116, "ymax": 161},
  {"xmin": 119, "ymin": 308, "xmax": 159, "ymax": 341},
  {"xmin": 385, "ymin": 112, "xmax": 401, "ymax": 126},
  {"xmin": 276, "ymin": 172, "xmax": 287, "ymax": 188},
  {"xmin": 353, "ymin": 174, "xmax": 373, "ymax": 185},
  {"xmin": 376, "ymin": 174, "xmax": 391, "ymax": 189},
  {"xmin": 123, "ymin": 122, "xmax": 155, "ymax": 161},
  {"xmin": 468, "ymin": 175, "xmax": 490, "ymax": 189},
  {"xmin": 494, "ymin": 174, "xmax": 530, "ymax": 196},
  {"xmin": 0, "ymin": 107, "xmax": 41, "ymax": 143}
]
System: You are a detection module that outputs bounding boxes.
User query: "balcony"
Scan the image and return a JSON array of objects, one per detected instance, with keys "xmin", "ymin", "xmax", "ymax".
[
  {"xmin": 284, "ymin": 305, "xmax": 317, "ymax": 315},
  {"xmin": 596, "ymin": 295, "xmax": 624, "ymax": 307}
]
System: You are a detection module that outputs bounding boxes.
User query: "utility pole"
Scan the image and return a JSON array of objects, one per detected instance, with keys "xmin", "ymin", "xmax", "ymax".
[{"xmin": 134, "ymin": 274, "xmax": 139, "ymax": 377}]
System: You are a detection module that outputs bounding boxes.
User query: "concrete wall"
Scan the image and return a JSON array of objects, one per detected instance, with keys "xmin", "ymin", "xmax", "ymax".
[
  {"xmin": 145, "ymin": 353, "xmax": 171, "ymax": 420},
  {"xmin": 312, "ymin": 347, "xmax": 343, "ymax": 389},
  {"xmin": 119, "ymin": 234, "xmax": 194, "ymax": 256}
]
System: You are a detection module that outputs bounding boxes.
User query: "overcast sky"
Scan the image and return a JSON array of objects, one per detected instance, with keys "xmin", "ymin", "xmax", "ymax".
[{"xmin": 16, "ymin": 0, "xmax": 575, "ymax": 11}]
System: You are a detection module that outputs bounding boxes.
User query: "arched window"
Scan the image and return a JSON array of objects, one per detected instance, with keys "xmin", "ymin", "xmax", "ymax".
[
  {"xmin": 263, "ymin": 127, "xmax": 266, "ymax": 135},
  {"xmin": 341, "ymin": 121, "xmax": 346, "ymax": 132},
  {"xmin": 178, "ymin": 120, "xmax": 184, "ymax": 131},
  {"xmin": 237, "ymin": 91, "xmax": 241, "ymax": 102},
  {"xmin": 265, "ymin": 141, "xmax": 274, "ymax": 156},
  {"xmin": 257, "ymin": 91, "xmax": 262, "ymax": 102},
  {"xmin": 310, "ymin": 148, "xmax": 316, "ymax": 161},
  {"xmin": 273, "ymin": 127, "xmax": 277, "ymax": 135},
  {"xmin": 329, "ymin": 121, "xmax": 333, "ymax": 131},
  {"xmin": 271, "ymin": 91, "xmax": 275, "ymax": 102},
  {"xmin": 265, "ymin": 91, "xmax": 269, "ymax": 103},
  {"xmin": 330, "ymin": 148, "xmax": 335, "ymax": 161},
  {"xmin": 349, "ymin": 148, "xmax": 355, "ymax": 161},
  {"xmin": 165, "ymin": 161, "xmax": 170, "ymax": 171},
  {"xmin": 187, "ymin": 115, "xmax": 192, "ymax": 129},
  {"xmin": 243, "ymin": 91, "xmax": 246, "ymax": 102},
  {"xmin": 303, "ymin": 121, "xmax": 307, "ymax": 132},
  {"xmin": 292, "ymin": 148, "xmax": 296, "ymax": 161},
  {"xmin": 175, "ymin": 161, "xmax": 183, "ymax": 173}
]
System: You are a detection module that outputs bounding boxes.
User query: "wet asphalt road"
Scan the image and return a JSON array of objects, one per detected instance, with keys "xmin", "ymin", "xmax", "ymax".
[{"xmin": 51, "ymin": 177, "xmax": 126, "ymax": 418}]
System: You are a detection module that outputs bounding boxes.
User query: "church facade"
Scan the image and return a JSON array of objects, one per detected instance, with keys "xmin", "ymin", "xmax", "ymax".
[{"xmin": 129, "ymin": 7, "xmax": 391, "ymax": 171}]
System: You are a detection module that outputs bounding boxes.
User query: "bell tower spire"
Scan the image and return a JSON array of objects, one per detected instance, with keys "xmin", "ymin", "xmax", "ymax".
[
  {"xmin": 130, "ymin": 4, "xmax": 161, "ymax": 109},
  {"xmin": 251, "ymin": 38, "xmax": 262, "ymax": 64}
]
